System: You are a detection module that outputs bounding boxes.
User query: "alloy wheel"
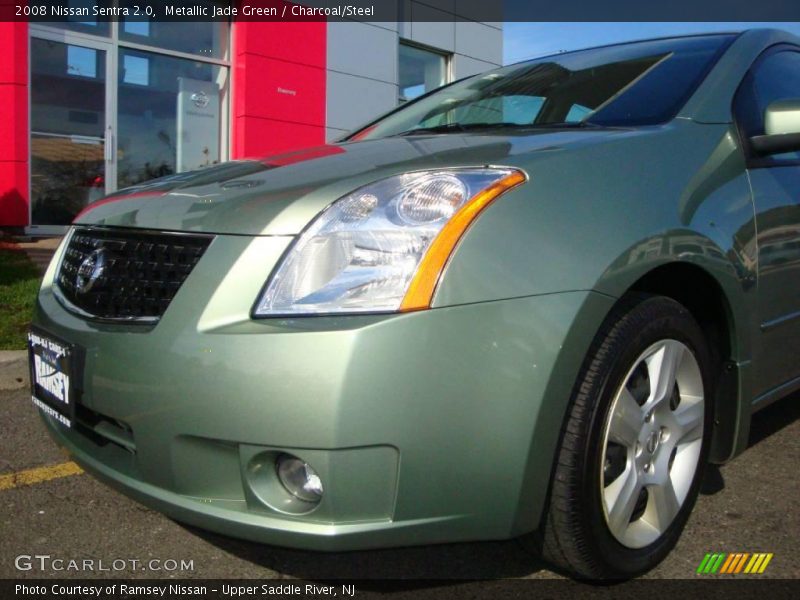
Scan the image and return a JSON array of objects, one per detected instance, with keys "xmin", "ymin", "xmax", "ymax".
[{"xmin": 600, "ymin": 339, "xmax": 705, "ymax": 549}]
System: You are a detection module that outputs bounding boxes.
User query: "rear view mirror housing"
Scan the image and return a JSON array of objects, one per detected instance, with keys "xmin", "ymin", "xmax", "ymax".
[{"xmin": 750, "ymin": 98, "xmax": 800, "ymax": 156}]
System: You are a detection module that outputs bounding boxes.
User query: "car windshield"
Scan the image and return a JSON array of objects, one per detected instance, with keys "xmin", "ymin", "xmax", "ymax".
[{"xmin": 349, "ymin": 34, "xmax": 735, "ymax": 140}]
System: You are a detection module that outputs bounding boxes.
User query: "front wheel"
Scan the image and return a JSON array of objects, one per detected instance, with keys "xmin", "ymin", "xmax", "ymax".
[{"xmin": 540, "ymin": 294, "xmax": 713, "ymax": 579}]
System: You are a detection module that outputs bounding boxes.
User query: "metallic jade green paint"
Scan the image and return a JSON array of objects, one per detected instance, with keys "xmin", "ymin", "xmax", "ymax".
[{"xmin": 32, "ymin": 29, "xmax": 800, "ymax": 550}]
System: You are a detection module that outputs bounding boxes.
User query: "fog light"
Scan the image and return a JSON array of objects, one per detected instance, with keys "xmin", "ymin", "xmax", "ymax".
[{"xmin": 275, "ymin": 454, "xmax": 324, "ymax": 503}]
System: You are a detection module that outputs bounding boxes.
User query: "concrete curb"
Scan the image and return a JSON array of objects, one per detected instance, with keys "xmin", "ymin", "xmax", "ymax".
[{"xmin": 0, "ymin": 350, "xmax": 28, "ymax": 391}]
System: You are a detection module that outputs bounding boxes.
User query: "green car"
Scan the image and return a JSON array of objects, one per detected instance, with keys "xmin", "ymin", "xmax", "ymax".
[{"xmin": 29, "ymin": 29, "xmax": 800, "ymax": 579}]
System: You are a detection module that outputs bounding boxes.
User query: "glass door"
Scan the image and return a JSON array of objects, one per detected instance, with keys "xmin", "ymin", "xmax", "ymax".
[
  {"xmin": 28, "ymin": 14, "xmax": 230, "ymax": 231},
  {"xmin": 116, "ymin": 49, "xmax": 225, "ymax": 189},
  {"xmin": 29, "ymin": 34, "xmax": 113, "ymax": 227}
]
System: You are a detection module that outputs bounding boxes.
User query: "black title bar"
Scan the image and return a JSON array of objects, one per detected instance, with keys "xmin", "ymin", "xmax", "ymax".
[
  {"xmin": 4, "ymin": 0, "xmax": 800, "ymax": 23},
  {"xmin": 4, "ymin": 579, "xmax": 800, "ymax": 599}
]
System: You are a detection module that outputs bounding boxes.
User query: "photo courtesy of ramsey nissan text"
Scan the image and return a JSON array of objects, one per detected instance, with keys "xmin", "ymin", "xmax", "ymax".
[{"xmin": 1, "ymin": 1, "xmax": 799, "ymax": 598}]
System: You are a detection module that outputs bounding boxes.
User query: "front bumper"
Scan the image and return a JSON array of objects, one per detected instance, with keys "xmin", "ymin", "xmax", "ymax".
[{"xmin": 34, "ymin": 232, "xmax": 614, "ymax": 550}]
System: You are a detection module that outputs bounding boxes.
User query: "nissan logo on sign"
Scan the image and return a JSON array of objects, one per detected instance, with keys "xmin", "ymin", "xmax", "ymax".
[{"xmin": 191, "ymin": 91, "xmax": 209, "ymax": 109}]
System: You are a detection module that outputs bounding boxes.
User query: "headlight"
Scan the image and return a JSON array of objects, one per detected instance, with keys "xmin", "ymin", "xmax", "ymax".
[{"xmin": 253, "ymin": 168, "xmax": 526, "ymax": 316}]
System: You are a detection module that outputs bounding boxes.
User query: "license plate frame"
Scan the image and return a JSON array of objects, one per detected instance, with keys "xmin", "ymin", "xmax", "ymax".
[{"xmin": 28, "ymin": 326, "xmax": 83, "ymax": 429}]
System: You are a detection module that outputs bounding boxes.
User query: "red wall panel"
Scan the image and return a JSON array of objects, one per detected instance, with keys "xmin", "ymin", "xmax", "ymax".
[
  {"xmin": 0, "ymin": 84, "xmax": 28, "ymax": 163},
  {"xmin": 231, "ymin": 17, "xmax": 327, "ymax": 160},
  {"xmin": 0, "ymin": 20, "xmax": 29, "ymax": 227},
  {"xmin": 234, "ymin": 20, "xmax": 326, "ymax": 68},
  {"xmin": 235, "ymin": 54, "xmax": 325, "ymax": 126},
  {"xmin": 235, "ymin": 117, "xmax": 326, "ymax": 157},
  {"xmin": 0, "ymin": 21, "xmax": 27, "ymax": 85},
  {"xmin": 0, "ymin": 161, "xmax": 29, "ymax": 228}
]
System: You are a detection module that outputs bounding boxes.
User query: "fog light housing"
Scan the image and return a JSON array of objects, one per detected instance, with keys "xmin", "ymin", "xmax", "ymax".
[{"xmin": 276, "ymin": 454, "xmax": 324, "ymax": 503}]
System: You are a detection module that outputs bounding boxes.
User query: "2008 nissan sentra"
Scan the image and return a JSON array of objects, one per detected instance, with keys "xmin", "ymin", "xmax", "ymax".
[{"xmin": 29, "ymin": 30, "xmax": 800, "ymax": 579}]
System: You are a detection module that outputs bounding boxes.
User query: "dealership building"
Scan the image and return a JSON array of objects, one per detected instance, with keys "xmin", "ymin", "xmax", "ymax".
[{"xmin": 0, "ymin": 2, "xmax": 502, "ymax": 232}]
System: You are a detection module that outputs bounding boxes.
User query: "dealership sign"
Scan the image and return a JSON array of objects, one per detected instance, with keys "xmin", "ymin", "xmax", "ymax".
[{"xmin": 176, "ymin": 77, "xmax": 220, "ymax": 173}]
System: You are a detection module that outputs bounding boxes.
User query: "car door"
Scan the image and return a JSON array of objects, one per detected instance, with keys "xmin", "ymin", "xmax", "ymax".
[{"xmin": 734, "ymin": 46, "xmax": 800, "ymax": 398}]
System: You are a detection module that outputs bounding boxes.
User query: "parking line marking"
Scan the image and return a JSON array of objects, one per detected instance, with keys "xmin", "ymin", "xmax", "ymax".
[{"xmin": 0, "ymin": 461, "xmax": 83, "ymax": 491}]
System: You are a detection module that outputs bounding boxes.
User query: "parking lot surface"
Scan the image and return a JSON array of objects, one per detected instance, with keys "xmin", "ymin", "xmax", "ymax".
[{"xmin": 1, "ymin": 376, "xmax": 798, "ymax": 582}]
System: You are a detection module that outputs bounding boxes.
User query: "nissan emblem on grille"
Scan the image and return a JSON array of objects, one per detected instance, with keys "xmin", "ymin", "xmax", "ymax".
[
  {"xmin": 55, "ymin": 228, "xmax": 213, "ymax": 322},
  {"xmin": 75, "ymin": 248, "xmax": 109, "ymax": 294}
]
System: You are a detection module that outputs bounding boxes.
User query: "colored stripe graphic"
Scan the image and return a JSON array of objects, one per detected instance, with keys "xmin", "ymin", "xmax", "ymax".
[
  {"xmin": 751, "ymin": 553, "xmax": 773, "ymax": 574},
  {"xmin": 736, "ymin": 553, "xmax": 750, "ymax": 573},
  {"xmin": 745, "ymin": 554, "xmax": 760, "ymax": 573},
  {"xmin": 699, "ymin": 552, "xmax": 773, "ymax": 575},
  {"xmin": 727, "ymin": 553, "xmax": 749, "ymax": 573},
  {"xmin": 713, "ymin": 553, "xmax": 726, "ymax": 573},
  {"xmin": 697, "ymin": 553, "xmax": 727, "ymax": 574},
  {"xmin": 719, "ymin": 553, "xmax": 736, "ymax": 573},
  {"xmin": 697, "ymin": 553, "xmax": 713, "ymax": 573}
]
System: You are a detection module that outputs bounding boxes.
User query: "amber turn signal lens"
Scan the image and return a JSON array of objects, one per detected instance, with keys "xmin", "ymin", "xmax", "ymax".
[{"xmin": 400, "ymin": 170, "xmax": 527, "ymax": 311}]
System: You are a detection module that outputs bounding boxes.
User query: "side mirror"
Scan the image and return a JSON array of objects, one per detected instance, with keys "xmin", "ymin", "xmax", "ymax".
[{"xmin": 750, "ymin": 99, "xmax": 800, "ymax": 156}]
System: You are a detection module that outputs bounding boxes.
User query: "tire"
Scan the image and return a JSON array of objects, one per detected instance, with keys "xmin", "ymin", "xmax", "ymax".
[{"xmin": 539, "ymin": 294, "xmax": 714, "ymax": 579}]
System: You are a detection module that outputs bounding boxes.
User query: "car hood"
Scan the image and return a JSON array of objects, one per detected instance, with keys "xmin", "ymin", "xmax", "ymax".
[{"xmin": 75, "ymin": 129, "xmax": 629, "ymax": 236}]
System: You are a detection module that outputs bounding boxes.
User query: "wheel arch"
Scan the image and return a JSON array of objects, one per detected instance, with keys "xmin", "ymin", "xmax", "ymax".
[
  {"xmin": 624, "ymin": 261, "xmax": 746, "ymax": 464},
  {"xmin": 628, "ymin": 262, "xmax": 737, "ymax": 365},
  {"xmin": 513, "ymin": 262, "xmax": 749, "ymax": 538}
]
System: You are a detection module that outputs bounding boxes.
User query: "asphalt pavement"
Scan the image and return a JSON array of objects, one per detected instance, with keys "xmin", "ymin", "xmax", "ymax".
[{"xmin": 1, "ymin": 361, "xmax": 798, "ymax": 584}]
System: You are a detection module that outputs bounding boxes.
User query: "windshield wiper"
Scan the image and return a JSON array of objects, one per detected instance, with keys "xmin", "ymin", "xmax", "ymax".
[
  {"xmin": 538, "ymin": 121, "xmax": 604, "ymax": 129},
  {"xmin": 395, "ymin": 122, "xmax": 529, "ymax": 136},
  {"xmin": 394, "ymin": 121, "xmax": 603, "ymax": 136}
]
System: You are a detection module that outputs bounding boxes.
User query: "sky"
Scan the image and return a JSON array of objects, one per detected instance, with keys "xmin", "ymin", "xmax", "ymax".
[{"xmin": 504, "ymin": 22, "xmax": 800, "ymax": 64}]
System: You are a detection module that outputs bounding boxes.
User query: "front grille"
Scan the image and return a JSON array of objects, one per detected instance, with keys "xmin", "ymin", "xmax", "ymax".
[{"xmin": 56, "ymin": 227, "xmax": 213, "ymax": 321}]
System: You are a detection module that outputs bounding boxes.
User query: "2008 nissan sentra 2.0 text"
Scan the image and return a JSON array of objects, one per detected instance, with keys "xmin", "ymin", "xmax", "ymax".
[{"xmin": 30, "ymin": 30, "xmax": 800, "ymax": 579}]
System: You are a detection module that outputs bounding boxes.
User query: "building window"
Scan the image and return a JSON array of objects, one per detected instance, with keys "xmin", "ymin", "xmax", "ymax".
[
  {"xmin": 43, "ymin": 0, "xmax": 110, "ymax": 36},
  {"xmin": 66, "ymin": 46, "xmax": 99, "ymax": 79},
  {"xmin": 399, "ymin": 43, "xmax": 448, "ymax": 103},
  {"xmin": 122, "ymin": 53, "xmax": 149, "ymax": 86},
  {"xmin": 119, "ymin": 20, "xmax": 229, "ymax": 60}
]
